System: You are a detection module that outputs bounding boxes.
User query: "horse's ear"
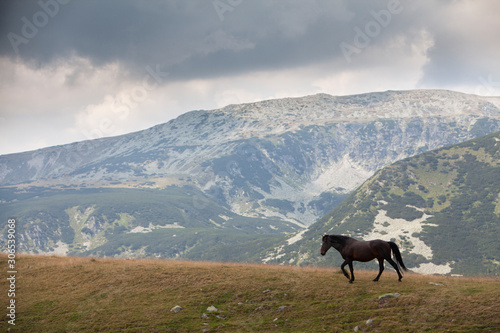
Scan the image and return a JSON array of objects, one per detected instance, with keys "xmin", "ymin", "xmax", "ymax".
[{"xmin": 322, "ymin": 235, "xmax": 327, "ymax": 241}]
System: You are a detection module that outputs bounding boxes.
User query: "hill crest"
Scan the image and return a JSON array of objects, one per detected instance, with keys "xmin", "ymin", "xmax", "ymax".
[{"xmin": 3, "ymin": 254, "xmax": 499, "ymax": 332}]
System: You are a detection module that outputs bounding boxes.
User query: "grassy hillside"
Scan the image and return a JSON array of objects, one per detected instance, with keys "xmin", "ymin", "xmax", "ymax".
[
  {"xmin": 265, "ymin": 131, "xmax": 500, "ymax": 276},
  {"xmin": 0, "ymin": 186, "xmax": 299, "ymax": 261},
  {"xmin": 2, "ymin": 254, "xmax": 499, "ymax": 332}
]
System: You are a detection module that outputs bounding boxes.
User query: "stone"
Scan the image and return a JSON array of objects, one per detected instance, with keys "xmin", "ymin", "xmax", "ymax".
[
  {"xmin": 206, "ymin": 305, "xmax": 218, "ymax": 313},
  {"xmin": 378, "ymin": 293, "xmax": 400, "ymax": 301},
  {"xmin": 429, "ymin": 282, "xmax": 444, "ymax": 286},
  {"xmin": 170, "ymin": 305, "xmax": 183, "ymax": 314}
]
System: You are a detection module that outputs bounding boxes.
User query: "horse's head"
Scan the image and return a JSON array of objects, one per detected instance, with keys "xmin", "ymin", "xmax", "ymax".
[{"xmin": 320, "ymin": 235, "xmax": 331, "ymax": 256}]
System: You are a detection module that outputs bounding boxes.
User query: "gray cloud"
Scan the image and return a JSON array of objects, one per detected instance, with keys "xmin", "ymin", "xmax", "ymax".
[
  {"xmin": 0, "ymin": 1, "xmax": 440, "ymax": 80},
  {"xmin": 2, "ymin": 0, "xmax": 500, "ymax": 155},
  {"xmin": 2, "ymin": 0, "xmax": 500, "ymax": 93}
]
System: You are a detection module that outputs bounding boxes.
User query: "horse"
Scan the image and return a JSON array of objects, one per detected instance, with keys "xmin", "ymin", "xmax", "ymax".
[{"xmin": 320, "ymin": 235, "xmax": 407, "ymax": 283}]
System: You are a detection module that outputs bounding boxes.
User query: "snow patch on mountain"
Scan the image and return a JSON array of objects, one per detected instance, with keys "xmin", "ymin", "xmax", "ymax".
[
  {"xmin": 287, "ymin": 229, "xmax": 308, "ymax": 245},
  {"xmin": 129, "ymin": 223, "xmax": 185, "ymax": 233},
  {"xmin": 364, "ymin": 208, "xmax": 453, "ymax": 275},
  {"xmin": 366, "ymin": 208, "xmax": 436, "ymax": 259},
  {"xmin": 412, "ymin": 262, "xmax": 452, "ymax": 275},
  {"xmin": 306, "ymin": 155, "xmax": 373, "ymax": 194}
]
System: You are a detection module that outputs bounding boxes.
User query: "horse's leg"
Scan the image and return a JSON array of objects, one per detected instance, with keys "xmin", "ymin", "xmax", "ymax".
[
  {"xmin": 373, "ymin": 258, "xmax": 384, "ymax": 282},
  {"xmin": 386, "ymin": 257, "xmax": 403, "ymax": 282},
  {"xmin": 379, "ymin": 242, "xmax": 404, "ymax": 282},
  {"xmin": 340, "ymin": 260, "xmax": 350, "ymax": 280},
  {"xmin": 347, "ymin": 260, "xmax": 355, "ymax": 283}
]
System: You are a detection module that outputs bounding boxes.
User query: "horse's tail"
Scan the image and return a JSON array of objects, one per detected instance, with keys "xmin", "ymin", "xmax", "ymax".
[{"xmin": 388, "ymin": 241, "xmax": 407, "ymax": 272}]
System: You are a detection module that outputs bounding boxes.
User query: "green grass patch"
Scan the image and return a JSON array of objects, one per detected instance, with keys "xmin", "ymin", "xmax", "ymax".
[{"xmin": 3, "ymin": 254, "xmax": 500, "ymax": 332}]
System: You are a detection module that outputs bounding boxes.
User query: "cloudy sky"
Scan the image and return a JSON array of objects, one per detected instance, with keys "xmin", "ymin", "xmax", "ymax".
[{"xmin": 1, "ymin": 0, "xmax": 500, "ymax": 155}]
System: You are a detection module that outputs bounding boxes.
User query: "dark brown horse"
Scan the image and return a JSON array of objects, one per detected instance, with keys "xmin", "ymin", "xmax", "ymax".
[{"xmin": 321, "ymin": 235, "xmax": 407, "ymax": 283}]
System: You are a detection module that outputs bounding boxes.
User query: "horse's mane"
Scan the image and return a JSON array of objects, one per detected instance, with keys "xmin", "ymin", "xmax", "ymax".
[{"xmin": 330, "ymin": 235, "xmax": 352, "ymax": 246}]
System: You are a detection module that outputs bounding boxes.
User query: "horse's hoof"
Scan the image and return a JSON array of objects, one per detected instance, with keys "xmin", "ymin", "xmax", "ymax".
[
  {"xmin": 348, "ymin": 281, "xmax": 353, "ymax": 284},
  {"xmin": 372, "ymin": 279, "xmax": 379, "ymax": 282}
]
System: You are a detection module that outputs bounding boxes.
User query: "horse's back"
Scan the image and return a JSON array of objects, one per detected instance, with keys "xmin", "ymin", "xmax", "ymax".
[
  {"xmin": 345, "ymin": 239, "xmax": 383, "ymax": 262},
  {"xmin": 352, "ymin": 239, "xmax": 391, "ymax": 261},
  {"xmin": 369, "ymin": 239, "xmax": 392, "ymax": 255},
  {"xmin": 369, "ymin": 239, "xmax": 389, "ymax": 247}
]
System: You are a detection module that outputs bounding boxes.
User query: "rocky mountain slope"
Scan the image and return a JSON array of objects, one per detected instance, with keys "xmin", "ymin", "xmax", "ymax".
[
  {"xmin": 263, "ymin": 131, "xmax": 500, "ymax": 276},
  {"xmin": 2, "ymin": 90, "xmax": 500, "ymax": 225},
  {"xmin": 1, "ymin": 90, "xmax": 500, "ymax": 260}
]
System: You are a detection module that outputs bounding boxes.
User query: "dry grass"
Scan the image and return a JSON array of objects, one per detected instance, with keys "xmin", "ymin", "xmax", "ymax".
[{"xmin": 1, "ymin": 254, "xmax": 499, "ymax": 332}]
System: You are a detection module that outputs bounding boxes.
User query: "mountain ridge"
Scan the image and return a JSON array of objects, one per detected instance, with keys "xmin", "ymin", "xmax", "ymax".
[
  {"xmin": 2, "ymin": 89, "xmax": 500, "ymax": 263},
  {"xmin": 2, "ymin": 90, "xmax": 500, "ymax": 216},
  {"xmin": 2, "ymin": 90, "xmax": 500, "ymax": 204}
]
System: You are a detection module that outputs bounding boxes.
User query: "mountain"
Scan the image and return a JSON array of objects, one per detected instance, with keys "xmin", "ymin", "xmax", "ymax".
[
  {"xmin": 1, "ymin": 89, "xmax": 500, "ymax": 260},
  {"xmin": 263, "ymin": 131, "xmax": 500, "ymax": 276}
]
